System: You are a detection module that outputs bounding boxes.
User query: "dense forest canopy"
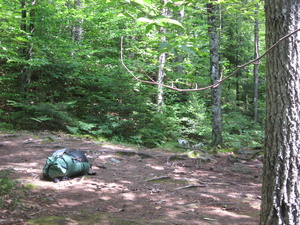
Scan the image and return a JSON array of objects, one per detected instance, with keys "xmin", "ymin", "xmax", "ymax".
[{"xmin": 0, "ymin": 0, "xmax": 265, "ymax": 148}]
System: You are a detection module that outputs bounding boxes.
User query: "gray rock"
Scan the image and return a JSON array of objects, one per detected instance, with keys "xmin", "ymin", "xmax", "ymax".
[{"xmin": 231, "ymin": 163, "xmax": 252, "ymax": 174}]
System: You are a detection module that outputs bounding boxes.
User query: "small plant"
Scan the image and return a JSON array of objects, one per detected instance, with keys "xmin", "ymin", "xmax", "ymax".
[
  {"xmin": 0, "ymin": 168, "xmax": 19, "ymax": 208},
  {"xmin": 24, "ymin": 183, "xmax": 39, "ymax": 190}
]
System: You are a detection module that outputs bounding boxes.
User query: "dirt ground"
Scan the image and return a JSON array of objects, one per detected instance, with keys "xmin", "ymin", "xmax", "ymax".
[{"xmin": 0, "ymin": 132, "xmax": 262, "ymax": 225}]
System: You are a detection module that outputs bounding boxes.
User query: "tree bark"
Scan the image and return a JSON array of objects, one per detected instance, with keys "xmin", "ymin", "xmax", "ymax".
[
  {"xmin": 177, "ymin": 8, "xmax": 185, "ymax": 74},
  {"xmin": 260, "ymin": 0, "xmax": 300, "ymax": 224},
  {"xmin": 157, "ymin": 46, "xmax": 166, "ymax": 108},
  {"xmin": 253, "ymin": 5, "xmax": 259, "ymax": 123},
  {"xmin": 72, "ymin": 0, "xmax": 83, "ymax": 42},
  {"xmin": 20, "ymin": 0, "xmax": 35, "ymax": 92},
  {"xmin": 71, "ymin": 0, "xmax": 83, "ymax": 56},
  {"xmin": 207, "ymin": 2, "xmax": 222, "ymax": 147},
  {"xmin": 157, "ymin": 1, "xmax": 168, "ymax": 109}
]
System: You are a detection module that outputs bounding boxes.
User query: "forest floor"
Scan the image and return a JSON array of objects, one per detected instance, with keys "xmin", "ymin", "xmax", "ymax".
[{"xmin": 0, "ymin": 132, "xmax": 262, "ymax": 225}]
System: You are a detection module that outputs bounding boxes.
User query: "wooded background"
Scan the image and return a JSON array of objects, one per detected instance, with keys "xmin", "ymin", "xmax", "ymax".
[{"xmin": 0, "ymin": 0, "xmax": 265, "ymax": 148}]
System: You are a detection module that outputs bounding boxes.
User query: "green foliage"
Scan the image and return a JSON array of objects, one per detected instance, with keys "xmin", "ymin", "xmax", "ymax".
[
  {"xmin": 0, "ymin": 168, "xmax": 19, "ymax": 207},
  {"xmin": 161, "ymin": 93, "xmax": 211, "ymax": 142},
  {"xmin": 223, "ymin": 111, "xmax": 264, "ymax": 148},
  {"xmin": 7, "ymin": 101, "xmax": 75, "ymax": 131},
  {"xmin": 0, "ymin": 0, "xmax": 266, "ymax": 149}
]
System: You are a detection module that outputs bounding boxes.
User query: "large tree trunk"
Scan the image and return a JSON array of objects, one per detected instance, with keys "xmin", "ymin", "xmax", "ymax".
[
  {"xmin": 207, "ymin": 2, "xmax": 222, "ymax": 147},
  {"xmin": 260, "ymin": 0, "xmax": 300, "ymax": 224}
]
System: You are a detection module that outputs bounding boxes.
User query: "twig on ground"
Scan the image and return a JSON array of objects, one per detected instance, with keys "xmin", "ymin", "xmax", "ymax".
[
  {"xmin": 176, "ymin": 184, "xmax": 207, "ymax": 190},
  {"xmin": 145, "ymin": 176, "xmax": 171, "ymax": 182}
]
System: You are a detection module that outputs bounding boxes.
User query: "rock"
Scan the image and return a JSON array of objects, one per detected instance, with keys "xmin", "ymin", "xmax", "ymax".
[
  {"xmin": 110, "ymin": 158, "xmax": 121, "ymax": 163},
  {"xmin": 231, "ymin": 163, "xmax": 252, "ymax": 174},
  {"xmin": 255, "ymin": 163, "xmax": 263, "ymax": 169},
  {"xmin": 227, "ymin": 154, "xmax": 240, "ymax": 163},
  {"xmin": 236, "ymin": 149, "xmax": 254, "ymax": 155}
]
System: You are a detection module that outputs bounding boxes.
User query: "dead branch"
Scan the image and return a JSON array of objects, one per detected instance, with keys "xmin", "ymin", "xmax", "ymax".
[
  {"xmin": 120, "ymin": 28, "xmax": 300, "ymax": 92},
  {"xmin": 145, "ymin": 176, "xmax": 171, "ymax": 182},
  {"xmin": 176, "ymin": 184, "xmax": 207, "ymax": 190}
]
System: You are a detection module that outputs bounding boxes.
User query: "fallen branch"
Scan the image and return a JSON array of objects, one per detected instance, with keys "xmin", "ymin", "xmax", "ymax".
[
  {"xmin": 145, "ymin": 176, "xmax": 171, "ymax": 182},
  {"xmin": 176, "ymin": 184, "xmax": 207, "ymax": 190},
  {"xmin": 120, "ymin": 28, "xmax": 300, "ymax": 92}
]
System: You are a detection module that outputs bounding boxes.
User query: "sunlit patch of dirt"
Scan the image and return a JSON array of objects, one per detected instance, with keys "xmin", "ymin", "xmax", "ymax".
[{"xmin": 0, "ymin": 132, "xmax": 262, "ymax": 225}]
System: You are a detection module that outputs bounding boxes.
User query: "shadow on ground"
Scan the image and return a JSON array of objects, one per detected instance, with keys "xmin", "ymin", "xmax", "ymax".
[{"xmin": 0, "ymin": 132, "xmax": 262, "ymax": 225}]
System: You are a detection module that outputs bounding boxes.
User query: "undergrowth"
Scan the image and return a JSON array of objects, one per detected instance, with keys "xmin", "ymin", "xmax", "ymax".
[{"xmin": 0, "ymin": 168, "xmax": 20, "ymax": 208}]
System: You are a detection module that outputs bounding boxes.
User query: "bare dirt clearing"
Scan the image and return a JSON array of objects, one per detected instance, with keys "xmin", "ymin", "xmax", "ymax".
[{"xmin": 0, "ymin": 132, "xmax": 262, "ymax": 225}]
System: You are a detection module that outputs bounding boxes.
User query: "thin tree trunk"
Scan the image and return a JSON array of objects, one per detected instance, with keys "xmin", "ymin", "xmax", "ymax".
[
  {"xmin": 253, "ymin": 5, "xmax": 259, "ymax": 123},
  {"xmin": 72, "ymin": 0, "xmax": 83, "ymax": 42},
  {"xmin": 207, "ymin": 2, "xmax": 222, "ymax": 147},
  {"xmin": 20, "ymin": 0, "xmax": 28, "ymax": 92},
  {"xmin": 157, "ymin": 1, "xmax": 168, "ymax": 109},
  {"xmin": 20, "ymin": 0, "xmax": 35, "ymax": 92},
  {"xmin": 177, "ymin": 8, "xmax": 185, "ymax": 74},
  {"xmin": 157, "ymin": 46, "xmax": 166, "ymax": 108},
  {"xmin": 260, "ymin": 0, "xmax": 300, "ymax": 224},
  {"xmin": 71, "ymin": 0, "xmax": 83, "ymax": 56}
]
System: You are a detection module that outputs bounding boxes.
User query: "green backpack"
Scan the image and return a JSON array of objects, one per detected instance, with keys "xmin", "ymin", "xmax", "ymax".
[{"xmin": 42, "ymin": 149, "xmax": 90, "ymax": 182}]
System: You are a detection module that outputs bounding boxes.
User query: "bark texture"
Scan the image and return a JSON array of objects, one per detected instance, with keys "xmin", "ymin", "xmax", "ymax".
[
  {"xmin": 261, "ymin": 0, "xmax": 300, "ymax": 224},
  {"xmin": 157, "ymin": 1, "xmax": 168, "ymax": 108},
  {"xmin": 207, "ymin": 2, "xmax": 222, "ymax": 147},
  {"xmin": 20, "ymin": 0, "xmax": 35, "ymax": 92},
  {"xmin": 72, "ymin": 0, "xmax": 83, "ymax": 42},
  {"xmin": 253, "ymin": 5, "xmax": 259, "ymax": 123}
]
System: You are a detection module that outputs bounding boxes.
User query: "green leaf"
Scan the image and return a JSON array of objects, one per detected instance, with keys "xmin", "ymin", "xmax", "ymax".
[
  {"xmin": 145, "ymin": 23, "xmax": 155, "ymax": 33},
  {"xmin": 66, "ymin": 125, "xmax": 79, "ymax": 134},
  {"xmin": 159, "ymin": 42, "xmax": 171, "ymax": 50},
  {"xmin": 78, "ymin": 121, "xmax": 97, "ymax": 131},
  {"xmin": 30, "ymin": 116, "xmax": 52, "ymax": 123},
  {"xmin": 14, "ymin": 36, "xmax": 28, "ymax": 42},
  {"xmin": 137, "ymin": 17, "xmax": 154, "ymax": 23},
  {"xmin": 131, "ymin": 0, "xmax": 151, "ymax": 6},
  {"xmin": 157, "ymin": 18, "xmax": 183, "ymax": 28},
  {"xmin": 180, "ymin": 45, "xmax": 196, "ymax": 55}
]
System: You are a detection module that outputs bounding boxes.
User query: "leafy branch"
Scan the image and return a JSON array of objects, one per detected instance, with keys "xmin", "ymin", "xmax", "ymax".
[{"xmin": 120, "ymin": 28, "xmax": 300, "ymax": 92}]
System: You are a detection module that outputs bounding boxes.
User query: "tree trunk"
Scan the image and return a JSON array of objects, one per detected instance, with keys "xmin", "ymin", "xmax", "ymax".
[
  {"xmin": 157, "ymin": 1, "xmax": 168, "ymax": 109},
  {"xmin": 177, "ymin": 8, "xmax": 185, "ymax": 74},
  {"xmin": 20, "ymin": 0, "xmax": 35, "ymax": 92},
  {"xmin": 72, "ymin": 0, "xmax": 83, "ymax": 42},
  {"xmin": 71, "ymin": 0, "xmax": 83, "ymax": 56},
  {"xmin": 260, "ymin": 0, "xmax": 300, "ymax": 224},
  {"xmin": 253, "ymin": 5, "xmax": 259, "ymax": 123},
  {"xmin": 207, "ymin": 2, "xmax": 222, "ymax": 147},
  {"xmin": 157, "ymin": 47, "xmax": 166, "ymax": 108}
]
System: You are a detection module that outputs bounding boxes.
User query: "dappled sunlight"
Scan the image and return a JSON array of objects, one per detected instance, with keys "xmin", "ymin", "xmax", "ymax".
[
  {"xmin": 0, "ymin": 133, "xmax": 261, "ymax": 224},
  {"xmin": 99, "ymin": 143, "xmax": 136, "ymax": 151},
  {"xmin": 200, "ymin": 193, "xmax": 222, "ymax": 202},
  {"xmin": 144, "ymin": 164, "xmax": 165, "ymax": 171},
  {"xmin": 173, "ymin": 167, "xmax": 190, "ymax": 174},
  {"xmin": 213, "ymin": 207, "xmax": 253, "ymax": 219},
  {"xmin": 122, "ymin": 192, "xmax": 136, "ymax": 201},
  {"xmin": 1, "ymin": 162, "xmax": 40, "ymax": 170},
  {"xmin": 120, "ymin": 180, "xmax": 132, "ymax": 184},
  {"xmin": 97, "ymin": 154, "xmax": 118, "ymax": 160}
]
